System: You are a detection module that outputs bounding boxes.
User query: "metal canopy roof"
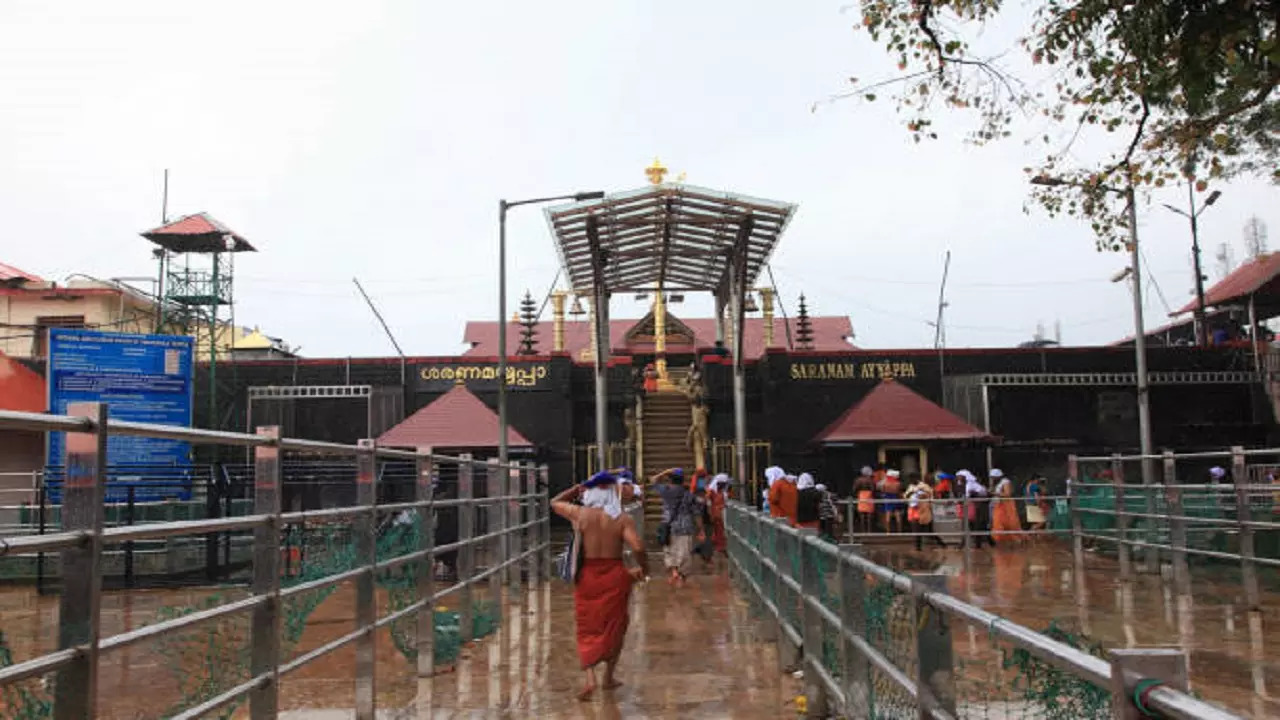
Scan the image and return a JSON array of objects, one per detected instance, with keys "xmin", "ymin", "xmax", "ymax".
[{"xmin": 544, "ymin": 183, "xmax": 797, "ymax": 297}]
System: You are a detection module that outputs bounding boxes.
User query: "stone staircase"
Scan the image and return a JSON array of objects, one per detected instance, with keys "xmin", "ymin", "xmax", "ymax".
[{"xmin": 640, "ymin": 390, "xmax": 695, "ymax": 526}]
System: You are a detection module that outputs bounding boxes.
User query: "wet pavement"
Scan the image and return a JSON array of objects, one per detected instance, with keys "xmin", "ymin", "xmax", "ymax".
[
  {"xmin": 863, "ymin": 542, "xmax": 1280, "ymax": 720},
  {"xmin": 1, "ymin": 543, "xmax": 1276, "ymax": 717}
]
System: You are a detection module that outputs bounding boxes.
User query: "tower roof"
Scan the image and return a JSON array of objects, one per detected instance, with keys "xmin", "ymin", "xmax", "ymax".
[{"xmin": 141, "ymin": 213, "xmax": 256, "ymax": 253}]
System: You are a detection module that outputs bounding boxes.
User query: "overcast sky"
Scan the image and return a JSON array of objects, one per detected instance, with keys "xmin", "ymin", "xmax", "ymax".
[{"xmin": 3, "ymin": 1, "xmax": 1276, "ymax": 357}]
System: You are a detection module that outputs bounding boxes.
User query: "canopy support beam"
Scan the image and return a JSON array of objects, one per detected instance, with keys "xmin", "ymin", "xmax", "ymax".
[{"xmin": 586, "ymin": 214, "xmax": 611, "ymax": 472}]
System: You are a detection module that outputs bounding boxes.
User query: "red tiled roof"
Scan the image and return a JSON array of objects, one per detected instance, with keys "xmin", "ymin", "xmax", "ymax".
[
  {"xmin": 1173, "ymin": 252, "xmax": 1280, "ymax": 315},
  {"xmin": 0, "ymin": 351, "xmax": 45, "ymax": 413},
  {"xmin": 0, "ymin": 262, "xmax": 42, "ymax": 283},
  {"xmin": 378, "ymin": 384, "xmax": 531, "ymax": 449},
  {"xmin": 462, "ymin": 314, "xmax": 854, "ymax": 359},
  {"xmin": 141, "ymin": 212, "xmax": 255, "ymax": 253},
  {"xmin": 814, "ymin": 378, "xmax": 989, "ymax": 443}
]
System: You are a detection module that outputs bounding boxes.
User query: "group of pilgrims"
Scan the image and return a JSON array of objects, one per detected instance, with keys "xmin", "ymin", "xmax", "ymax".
[
  {"xmin": 764, "ymin": 464, "xmax": 1053, "ymax": 549},
  {"xmin": 548, "ymin": 461, "xmax": 1056, "ymax": 701}
]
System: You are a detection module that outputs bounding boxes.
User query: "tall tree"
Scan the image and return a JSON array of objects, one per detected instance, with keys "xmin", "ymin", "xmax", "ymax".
[
  {"xmin": 518, "ymin": 291, "xmax": 539, "ymax": 355},
  {"xmin": 845, "ymin": 1, "xmax": 1278, "ymax": 250},
  {"xmin": 796, "ymin": 294, "xmax": 815, "ymax": 350}
]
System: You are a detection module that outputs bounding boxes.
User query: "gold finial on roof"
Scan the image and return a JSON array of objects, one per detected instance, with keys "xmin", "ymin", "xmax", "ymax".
[{"xmin": 645, "ymin": 157, "xmax": 668, "ymax": 185}]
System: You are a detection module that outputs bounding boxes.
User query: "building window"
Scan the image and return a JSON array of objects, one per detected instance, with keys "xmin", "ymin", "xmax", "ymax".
[{"xmin": 33, "ymin": 315, "xmax": 85, "ymax": 358}]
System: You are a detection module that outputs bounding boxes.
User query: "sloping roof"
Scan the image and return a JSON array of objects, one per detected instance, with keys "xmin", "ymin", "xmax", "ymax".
[
  {"xmin": 0, "ymin": 351, "xmax": 45, "ymax": 413},
  {"xmin": 462, "ymin": 313, "xmax": 854, "ymax": 359},
  {"xmin": 141, "ymin": 212, "xmax": 256, "ymax": 253},
  {"xmin": 0, "ymin": 263, "xmax": 42, "ymax": 283},
  {"xmin": 1173, "ymin": 253, "xmax": 1280, "ymax": 315},
  {"xmin": 378, "ymin": 383, "xmax": 532, "ymax": 449},
  {"xmin": 544, "ymin": 183, "xmax": 796, "ymax": 295},
  {"xmin": 814, "ymin": 379, "xmax": 990, "ymax": 443}
]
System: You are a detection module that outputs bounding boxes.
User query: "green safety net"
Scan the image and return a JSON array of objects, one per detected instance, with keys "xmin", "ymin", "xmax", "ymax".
[
  {"xmin": 1072, "ymin": 474, "xmax": 1280, "ymax": 567},
  {"xmin": 0, "ymin": 517, "xmax": 502, "ymax": 719}
]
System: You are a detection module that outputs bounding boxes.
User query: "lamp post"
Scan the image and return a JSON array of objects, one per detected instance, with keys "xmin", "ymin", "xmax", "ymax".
[
  {"xmin": 1032, "ymin": 175, "xmax": 1154, "ymax": 486},
  {"xmin": 1163, "ymin": 188, "xmax": 1222, "ymax": 346},
  {"xmin": 498, "ymin": 191, "xmax": 605, "ymax": 466}
]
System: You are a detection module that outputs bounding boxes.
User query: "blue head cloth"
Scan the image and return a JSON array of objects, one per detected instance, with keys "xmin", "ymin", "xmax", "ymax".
[
  {"xmin": 938, "ymin": 472, "xmax": 955, "ymax": 480},
  {"xmin": 616, "ymin": 467, "xmax": 634, "ymax": 482},
  {"xmin": 584, "ymin": 471, "xmax": 617, "ymax": 488},
  {"xmin": 672, "ymin": 468, "xmax": 684, "ymax": 478}
]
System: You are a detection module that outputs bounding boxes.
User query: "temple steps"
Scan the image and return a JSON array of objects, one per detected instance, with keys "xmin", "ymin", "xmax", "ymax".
[{"xmin": 640, "ymin": 390, "xmax": 695, "ymax": 525}]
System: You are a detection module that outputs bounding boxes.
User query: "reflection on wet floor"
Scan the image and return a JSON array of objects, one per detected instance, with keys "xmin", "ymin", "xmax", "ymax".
[
  {"xmin": 864, "ymin": 543, "xmax": 1280, "ymax": 720},
  {"xmin": 1, "ymin": 543, "xmax": 1275, "ymax": 718}
]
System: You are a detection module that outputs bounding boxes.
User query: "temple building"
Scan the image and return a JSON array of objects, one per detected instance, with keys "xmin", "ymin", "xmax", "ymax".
[{"xmin": 7, "ymin": 163, "xmax": 1279, "ymax": 505}]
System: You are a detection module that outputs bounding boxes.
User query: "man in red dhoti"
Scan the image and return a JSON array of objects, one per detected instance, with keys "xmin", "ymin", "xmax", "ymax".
[{"xmin": 551, "ymin": 471, "xmax": 648, "ymax": 701}]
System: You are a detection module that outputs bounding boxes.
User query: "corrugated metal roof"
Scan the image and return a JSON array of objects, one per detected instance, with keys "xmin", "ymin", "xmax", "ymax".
[
  {"xmin": 1173, "ymin": 252, "xmax": 1280, "ymax": 315},
  {"xmin": 141, "ymin": 212, "xmax": 256, "ymax": 253},
  {"xmin": 814, "ymin": 378, "xmax": 989, "ymax": 443},
  {"xmin": 378, "ymin": 384, "xmax": 531, "ymax": 449}
]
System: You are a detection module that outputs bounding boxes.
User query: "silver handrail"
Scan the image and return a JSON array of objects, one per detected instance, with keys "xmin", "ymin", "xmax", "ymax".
[
  {"xmin": 725, "ymin": 501, "xmax": 1241, "ymax": 720},
  {"xmin": 0, "ymin": 406, "xmax": 553, "ymax": 719}
]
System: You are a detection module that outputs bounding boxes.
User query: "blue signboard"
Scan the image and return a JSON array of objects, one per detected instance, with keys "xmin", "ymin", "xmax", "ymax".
[{"xmin": 47, "ymin": 329, "xmax": 195, "ymax": 501}]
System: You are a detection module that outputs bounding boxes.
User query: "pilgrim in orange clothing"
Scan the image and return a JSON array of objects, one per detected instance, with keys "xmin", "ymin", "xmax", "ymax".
[
  {"xmin": 707, "ymin": 473, "xmax": 731, "ymax": 552},
  {"xmin": 768, "ymin": 473, "xmax": 799, "ymax": 526},
  {"xmin": 989, "ymin": 468, "xmax": 1023, "ymax": 544},
  {"xmin": 765, "ymin": 466, "xmax": 787, "ymax": 519}
]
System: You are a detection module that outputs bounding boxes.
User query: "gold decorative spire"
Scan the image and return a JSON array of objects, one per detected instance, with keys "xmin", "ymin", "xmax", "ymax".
[{"xmin": 645, "ymin": 157, "xmax": 668, "ymax": 185}]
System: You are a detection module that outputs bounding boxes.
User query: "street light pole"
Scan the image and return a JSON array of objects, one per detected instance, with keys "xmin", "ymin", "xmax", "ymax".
[
  {"xmin": 1033, "ymin": 175, "xmax": 1154, "ymax": 487},
  {"xmin": 1187, "ymin": 182, "xmax": 1209, "ymax": 346},
  {"xmin": 1164, "ymin": 186, "xmax": 1221, "ymax": 347},
  {"xmin": 498, "ymin": 199, "xmax": 510, "ymax": 466},
  {"xmin": 497, "ymin": 191, "xmax": 606, "ymax": 467},
  {"xmin": 1125, "ymin": 185, "xmax": 1155, "ymax": 476}
]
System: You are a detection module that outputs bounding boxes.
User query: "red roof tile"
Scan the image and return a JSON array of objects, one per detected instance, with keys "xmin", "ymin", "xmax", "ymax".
[
  {"xmin": 814, "ymin": 379, "xmax": 989, "ymax": 443},
  {"xmin": 462, "ymin": 313, "xmax": 854, "ymax": 360},
  {"xmin": 0, "ymin": 262, "xmax": 42, "ymax": 283},
  {"xmin": 141, "ymin": 213, "xmax": 255, "ymax": 253},
  {"xmin": 0, "ymin": 351, "xmax": 45, "ymax": 413},
  {"xmin": 378, "ymin": 384, "xmax": 531, "ymax": 449},
  {"xmin": 1173, "ymin": 252, "xmax": 1280, "ymax": 315}
]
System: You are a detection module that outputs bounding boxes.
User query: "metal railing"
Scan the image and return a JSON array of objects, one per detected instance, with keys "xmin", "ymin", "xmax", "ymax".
[
  {"xmin": 833, "ymin": 494, "xmax": 1075, "ymax": 545},
  {"xmin": 0, "ymin": 404, "xmax": 552, "ymax": 719},
  {"xmin": 1069, "ymin": 447, "xmax": 1280, "ymax": 612},
  {"xmin": 725, "ymin": 501, "xmax": 1241, "ymax": 720}
]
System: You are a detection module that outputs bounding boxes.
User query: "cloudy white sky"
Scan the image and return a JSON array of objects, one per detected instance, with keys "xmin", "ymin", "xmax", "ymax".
[{"xmin": 2, "ymin": 1, "xmax": 1276, "ymax": 357}]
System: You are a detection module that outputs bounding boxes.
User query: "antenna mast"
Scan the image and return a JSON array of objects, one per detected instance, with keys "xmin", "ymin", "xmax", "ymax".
[
  {"xmin": 934, "ymin": 250, "xmax": 951, "ymax": 382},
  {"xmin": 353, "ymin": 277, "xmax": 406, "ymax": 357}
]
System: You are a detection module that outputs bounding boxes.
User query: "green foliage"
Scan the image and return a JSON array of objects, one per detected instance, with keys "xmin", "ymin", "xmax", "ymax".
[{"xmin": 844, "ymin": 0, "xmax": 1278, "ymax": 250}]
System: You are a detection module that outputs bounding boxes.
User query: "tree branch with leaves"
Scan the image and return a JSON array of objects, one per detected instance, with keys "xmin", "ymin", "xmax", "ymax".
[{"xmin": 841, "ymin": 0, "xmax": 1278, "ymax": 251}]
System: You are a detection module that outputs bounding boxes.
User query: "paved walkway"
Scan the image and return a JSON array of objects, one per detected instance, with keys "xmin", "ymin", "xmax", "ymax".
[{"xmin": 275, "ymin": 559, "xmax": 798, "ymax": 718}]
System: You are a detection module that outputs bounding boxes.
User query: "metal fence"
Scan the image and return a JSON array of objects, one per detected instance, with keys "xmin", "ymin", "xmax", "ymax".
[
  {"xmin": 0, "ymin": 403, "xmax": 551, "ymax": 719},
  {"xmin": 724, "ymin": 501, "xmax": 1241, "ymax": 720},
  {"xmin": 1069, "ymin": 447, "xmax": 1280, "ymax": 611}
]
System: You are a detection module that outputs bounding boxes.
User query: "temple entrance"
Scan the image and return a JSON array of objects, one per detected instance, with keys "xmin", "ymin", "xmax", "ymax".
[{"xmin": 879, "ymin": 444, "xmax": 927, "ymax": 476}]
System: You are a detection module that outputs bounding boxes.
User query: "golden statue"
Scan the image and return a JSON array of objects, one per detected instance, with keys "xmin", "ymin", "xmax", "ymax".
[
  {"xmin": 688, "ymin": 399, "xmax": 709, "ymax": 471},
  {"xmin": 645, "ymin": 157, "xmax": 668, "ymax": 185}
]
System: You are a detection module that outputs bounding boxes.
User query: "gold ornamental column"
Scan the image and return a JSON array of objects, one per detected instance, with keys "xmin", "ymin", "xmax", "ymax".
[
  {"xmin": 550, "ymin": 291, "xmax": 567, "ymax": 352},
  {"xmin": 654, "ymin": 283, "xmax": 667, "ymax": 381},
  {"xmin": 759, "ymin": 287, "xmax": 776, "ymax": 347}
]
